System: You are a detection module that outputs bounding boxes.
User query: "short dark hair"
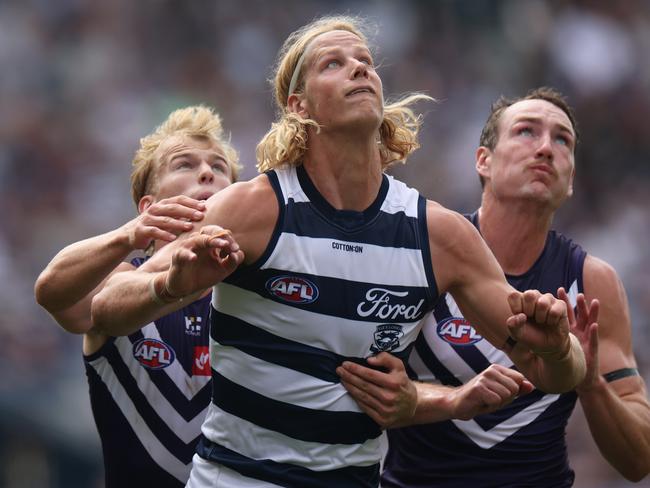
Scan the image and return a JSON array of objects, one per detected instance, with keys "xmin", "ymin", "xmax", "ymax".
[{"xmin": 478, "ymin": 87, "xmax": 579, "ymax": 187}]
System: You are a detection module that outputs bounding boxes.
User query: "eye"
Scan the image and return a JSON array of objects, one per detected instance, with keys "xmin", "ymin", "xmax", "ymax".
[
  {"xmin": 175, "ymin": 160, "xmax": 192, "ymax": 169},
  {"xmin": 518, "ymin": 127, "xmax": 533, "ymax": 137},
  {"xmin": 212, "ymin": 162, "xmax": 227, "ymax": 173},
  {"xmin": 360, "ymin": 57, "xmax": 373, "ymax": 66},
  {"xmin": 555, "ymin": 134, "xmax": 571, "ymax": 147},
  {"xmin": 325, "ymin": 59, "xmax": 341, "ymax": 69}
]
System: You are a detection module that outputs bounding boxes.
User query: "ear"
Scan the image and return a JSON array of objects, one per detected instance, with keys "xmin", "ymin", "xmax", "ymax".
[
  {"xmin": 476, "ymin": 146, "xmax": 492, "ymax": 181},
  {"xmin": 287, "ymin": 93, "xmax": 309, "ymax": 118},
  {"xmin": 567, "ymin": 165, "xmax": 575, "ymax": 198},
  {"xmin": 138, "ymin": 195, "xmax": 154, "ymax": 215}
]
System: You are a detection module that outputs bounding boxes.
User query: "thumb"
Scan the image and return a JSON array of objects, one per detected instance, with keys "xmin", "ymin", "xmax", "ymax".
[{"xmin": 519, "ymin": 380, "xmax": 535, "ymax": 395}]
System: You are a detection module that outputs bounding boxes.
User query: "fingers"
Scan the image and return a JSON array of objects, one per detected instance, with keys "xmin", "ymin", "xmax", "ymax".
[
  {"xmin": 454, "ymin": 364, "xmax": 532, "ymax": 419},
  {"xmin": 336, "ymin": 354, "xmax": 415, "ymax": 429},
  {"xmin": 154, "ymin": 195, "xmax": 207, "ymax": 213},
  {"xmin": 557, "ymin": 287, "xmax": 576, "ymax": 325}
]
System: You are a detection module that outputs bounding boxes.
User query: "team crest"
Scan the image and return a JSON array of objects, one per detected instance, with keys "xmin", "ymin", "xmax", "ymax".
[
  {"xmin": 370, "ymin": 324, "xmax": 404, "ymax": 353},
  {"xmin": 437, "ymin": 317, "xmax": 483, "ymax": 346}
]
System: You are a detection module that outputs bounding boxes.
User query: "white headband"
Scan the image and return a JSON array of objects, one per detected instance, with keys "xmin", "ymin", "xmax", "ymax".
[{"xmin": 287, "ymin": 43, "xmax": 312, "ymax": 103}]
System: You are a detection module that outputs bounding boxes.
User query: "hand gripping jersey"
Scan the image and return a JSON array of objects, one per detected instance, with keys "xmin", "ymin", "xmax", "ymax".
[
  {"xmin": 84, "ymin": 258, "xmax": 212, "ymax": 487},
  {"xmin": 382, "ymin": 212, "xmax": 587, "ymax": 488},
  {"xmin": 196, "ymin": 165, "xmax": 439, "ymax": 488}
]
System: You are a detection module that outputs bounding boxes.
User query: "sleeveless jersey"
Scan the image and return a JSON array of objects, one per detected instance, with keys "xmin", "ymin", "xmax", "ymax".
[
  {"xmin": 383, "ymin": 211, "xmax": 587, "ymax": 488},
  {"xmin": 197, "ymin": 165, "xmax": 439, "ymax": 488},
  {"xmin": 84, "ymin": 258, "xmax": 212, "ymax": 487}
]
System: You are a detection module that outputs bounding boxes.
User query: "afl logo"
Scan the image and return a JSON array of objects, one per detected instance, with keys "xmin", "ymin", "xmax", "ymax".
[
  {"xmin": 266, "ymin": 276, "xmax": 319, "ymax": 304},
  {"xmin": 437, "ymin": 318, "xmax": 483, "ymax": 346},
  {"xmin": 132, "ymin": 338, "xmax": 175, "ymax": 369}
]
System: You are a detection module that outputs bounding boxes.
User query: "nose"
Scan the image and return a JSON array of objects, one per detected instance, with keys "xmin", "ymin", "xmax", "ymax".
[
  {"xmin": 351, "ymin": 59, "xmax": 369, "ymax": 79},
  {"xmin": 198, "ymin": 162, "xmax": 214, "ymax": 183},
  {"xmin": 535, "ymin": 133, "xmax": 553, "ymax": 161}
]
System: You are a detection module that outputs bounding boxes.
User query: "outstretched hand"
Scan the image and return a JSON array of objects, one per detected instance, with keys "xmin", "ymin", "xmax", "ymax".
[
  {"xmin": 125, "ymin": 195, "xmax": 207, "ymax": 250},
  {"xmin": 164, "ymin": 225, "xmax": 244, "ymax": 299},
  {"xmin": 558, "ymin": 287, "xmax": 600, "ymax": 392},
  {"xmin": 506, "ymin": 290, "xmax": 572, "ymax": 359}
]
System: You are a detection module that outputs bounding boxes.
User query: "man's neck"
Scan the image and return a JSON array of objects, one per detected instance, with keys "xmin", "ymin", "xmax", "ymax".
[
  {"xmin": 303, "ymin": 129, "xmax": 383, "ymax": 211},
  {"xmin": 478, "ymin": 195, "xmax": 555, "ymax": 275}
]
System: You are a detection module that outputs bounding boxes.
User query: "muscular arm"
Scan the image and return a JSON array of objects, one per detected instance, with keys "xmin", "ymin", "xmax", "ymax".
[
  {"xmin": 91, "ymin": 176, "xmax": 277, "ymax": 337},
  {"xmin": 576, "ymin": 256, "xmax": 650, "ymax": 481},
  {"xmin": 34, "ymin": 196, "xmax": 206, "ymax": 334},
  {"xmin": 430, "ymin": 203, "xmax": 585, "ymax": 393},
  {"xmin": 337, "ymin": 352, "xmax": 533, "ymax": 428}
]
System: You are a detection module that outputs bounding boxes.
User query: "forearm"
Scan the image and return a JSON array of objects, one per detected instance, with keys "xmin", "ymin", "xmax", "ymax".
[
  {"xmin": 411, "ymin": 382, "xmax": 456, "ymax": 425},
  {"xmin": 579, "ymin": 378, "xmax": 650, "ymax": 481},
  {"xmin": 91, "ymin": 270, "xmax": 202, "ymax": 337},
  {"xmin": 512, "ymin": 334, "xmax": 586, "ymax": 393},
  {"xmin": 35, "ymin": 229, "xmax": 133, "ymax": 312}
]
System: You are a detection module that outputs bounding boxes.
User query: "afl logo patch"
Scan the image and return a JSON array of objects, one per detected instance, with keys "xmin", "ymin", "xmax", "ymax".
[
  {"xmin": 437, "ymin": 318, "xmax": 483, "ymax": 346},
  {"xmin": 132, "ymin": 338, "xmax": 175, "ymax": 369},
  {"xmin": 266, "ymin": 276, "xmax": 319, "ymax": 304}
]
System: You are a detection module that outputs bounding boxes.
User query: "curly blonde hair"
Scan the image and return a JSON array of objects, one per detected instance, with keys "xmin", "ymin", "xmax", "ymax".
[
  {"xmin": 130, "ymin": 105, "xmax": 241, "ymax": 207},
  {"xmin": 256, "ymin": 15, "xmax": 432, "ymax": 172}
]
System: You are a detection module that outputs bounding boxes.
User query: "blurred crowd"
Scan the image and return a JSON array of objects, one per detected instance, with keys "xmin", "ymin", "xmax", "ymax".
[{"xmin": 0, "ymin": 0, "xmax": 648, "ymax": 486}]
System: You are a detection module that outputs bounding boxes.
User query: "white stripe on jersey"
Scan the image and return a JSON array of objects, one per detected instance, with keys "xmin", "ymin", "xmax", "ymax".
[
  {"xmin": 274, "ymin": 168, "xmax": 420, "ymax": 218},
  {"xmin": 263, "ymin": 232, "xmax": 429, "ymax": 288},
  {"xmin": 127, "ymin": 322, "xmax": 211, "ymax": 399},
  {"xmin": 407, "ymin": 347, "xmax": 438, "ymax": 384},
  {"xmin": 419, "ymin": 314, "xmax": 477, "ymax": 381},
  {"xmin": 379, "ymin": 176, "xmax": 420, "ymax": 218},
  {"xmin": 214, "ymin": 284, "xmax": 423, "ymax": 357},
  {"xmin": 188, "ymin": 453, "xmax": 285, "ymax": 488},
  {"xmin": 88, "ymin": 358, "xmax": 192, "ymax": 483},
  {"xmin": 211, "ymin": 339, "xmax": 362, "ymax": 412},
  {"xmin": 200, "ymin": 403, "xmax": 381, "ymax": 471},
  {"xmin": 451, "ymin": 393, "xmax": 560, "ymax": 449},
  {"xmin": 112, "ymin": 334, "xmax": 208, "ymax": 444}
]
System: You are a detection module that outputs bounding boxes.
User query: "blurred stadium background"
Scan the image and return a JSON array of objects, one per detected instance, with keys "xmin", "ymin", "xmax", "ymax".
[{"xmin": 1, "ymin": 0, "xmax": 648, "ymax": 486}]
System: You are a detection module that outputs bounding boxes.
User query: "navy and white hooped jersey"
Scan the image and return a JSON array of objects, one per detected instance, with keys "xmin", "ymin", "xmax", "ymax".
[
  {"xmin": 383, "ymin": 211, "xmax": 587, "ymax": 488},
  {"xmin": 198, "ymin": 165, "xmax": 438, "ymax": 488},
  {"xmin": 84, "ymin": 258, "xmax": 212, "ymax": 488}
]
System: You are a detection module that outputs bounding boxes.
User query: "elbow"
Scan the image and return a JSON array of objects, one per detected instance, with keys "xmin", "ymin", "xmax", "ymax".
[
  {"xmin": 34, "ymin": 272, "xmax": 53, "ymax": 309},
  {"xmin": 90, "ymin": 292, "xmax": 108, "ymax": 334},
  {"xmin": 620, "ymin": 465, "xmax": 648, "ymax": 483}
]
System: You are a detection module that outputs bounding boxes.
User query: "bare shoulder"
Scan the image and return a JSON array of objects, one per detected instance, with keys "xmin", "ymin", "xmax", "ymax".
[
  {"xmin": 425, "ymin": 201, "xmax": 498, "ymax": 293},
  {"xmin": 583, "ymin": 255, "xmax": 627, "ymax": 305},
  {"xmin": 204, "ymin": 174, "xmax": 278, "ymax": 264},
  {"xmin": 426, "ymin": 201, "xmax": 484, "ymax": 258}
]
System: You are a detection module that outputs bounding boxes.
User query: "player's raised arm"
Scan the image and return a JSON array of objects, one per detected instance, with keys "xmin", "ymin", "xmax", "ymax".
[{"xmin": 430, "ymin": 204, "xmax": 585, "ymax": 393}]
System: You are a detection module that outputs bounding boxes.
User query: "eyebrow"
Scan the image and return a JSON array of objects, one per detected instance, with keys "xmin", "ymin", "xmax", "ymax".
[
  {"xmin": 169, "ymin": 150, "xmax": 228, "ymax": 163},
  {"xmin": 512, "ymin": 116, "xmax": 574, "ymax": 137},
  {"xmin": 311, "ymin": 44, "xmax": 372, "ymax": 65}
]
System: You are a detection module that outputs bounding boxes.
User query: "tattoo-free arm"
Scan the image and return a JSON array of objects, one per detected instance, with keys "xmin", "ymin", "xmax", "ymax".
[
  {"xmin": 429, "ymin": 204, "xmax": 585, "ymax": 393},
  {"xmin": 576, "ymin": 256, "xmax": 650, "ymax": 481}
]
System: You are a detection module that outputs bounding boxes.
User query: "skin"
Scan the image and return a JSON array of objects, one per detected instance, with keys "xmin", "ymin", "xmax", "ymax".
[
  {"xmin": 35, "ymin": 134, "xmax": 234, "ymax": 353},
  {"xmin": 92, "ymin": 32, "xmax": 585, "ymax": 416},
  {"xmin": 339, "ymin": 98, "xmax": 649, "ymax": 481}
]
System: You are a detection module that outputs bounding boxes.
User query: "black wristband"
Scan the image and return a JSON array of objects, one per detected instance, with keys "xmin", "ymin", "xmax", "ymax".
[{"xmin": 602, "ymin": 367, "xmax": 639, "ymax": 383}]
